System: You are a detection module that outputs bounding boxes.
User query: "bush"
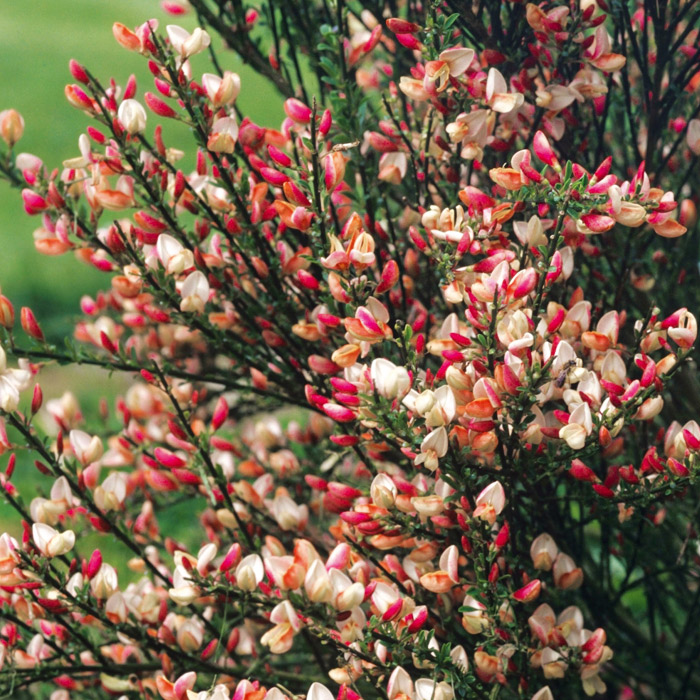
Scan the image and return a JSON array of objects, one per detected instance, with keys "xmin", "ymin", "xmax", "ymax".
[{"xmin": 0, "ymin": 1, "xmax": 699, "ymax": 699}]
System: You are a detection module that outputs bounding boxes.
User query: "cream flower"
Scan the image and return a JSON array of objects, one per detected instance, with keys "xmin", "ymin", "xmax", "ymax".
[{"xmin": 0, "ymin": 346, "xmax": 31, "ymax": 412}]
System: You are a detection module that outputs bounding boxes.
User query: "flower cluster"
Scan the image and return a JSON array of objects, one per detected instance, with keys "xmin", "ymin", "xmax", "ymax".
[{"xmin": 0, "ymin": 1, "xmax": 699, "ymax": 700}]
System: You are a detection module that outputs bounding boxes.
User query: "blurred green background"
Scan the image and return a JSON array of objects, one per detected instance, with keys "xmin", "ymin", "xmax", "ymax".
[
  {"xmin": 0, "ymin": 0, "xmax": 282, "ymax": 337},
  {"xmin": 0, "ymin": 1, "xmax": 283, "ymax": 543}
]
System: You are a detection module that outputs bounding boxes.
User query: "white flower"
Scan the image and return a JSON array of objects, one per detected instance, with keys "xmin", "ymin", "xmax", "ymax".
[
  {"xmin": 415, "ymin": 426, "xmax": 448, "ymax": 471},
  {"xmin": 117, "ymin": 99, "xmax": 147, "ymax": 135},
  {"xmin": 169, "ymin": 564, "xmax": 199, "ymax": 606},
  {"xmin": 473, "ymin": 481, "xmax": 506, "ymax": 524},
  {"xmin": 94, "ymin": 471, "xmax": 127, "ymax": 512},
  {"xmin": 157, "ymin": 233, "xmax": 194, "ymax": 274},
  {"xmin": 166, "ymin": 25, "xmax": 211, "ymax": 59},
  {"xmin": 207, "ymin": 116, "xmax": 239, "ymax": 154},
  {"xmin": 202, "ymin": 72, "xmax": 240, "ymax": 108},
  {"xmin": 32, "ymin": 523, "xmax": 75, "ymax": 558},
  {"xmin": 0, "ymin": 346, "xmax": 30, "ymax": 412},
  {"xmin": 91, "ymin": 563, "xmax": 118, "ymax": 599},
  {"xmin": 235, "ymin": 554, "xmax": 264, "ymax": 591},
  {"xmin": 180, "ymin": 270, "xmax": 209, "ymax": 313},
  {"xmin": 486, "ymin": 68, "xmax": 524, "ymax": 113},
  {"xmin": 307, "ymin": 684, "xmax": 334, "ymax": 700},
  {"xmin": 371, "ymin": 358, "xmax": 410, "ymax": 399},
  {"xmin": 69, "ymin": 429, "xmax": 103, "ymax": 465}
]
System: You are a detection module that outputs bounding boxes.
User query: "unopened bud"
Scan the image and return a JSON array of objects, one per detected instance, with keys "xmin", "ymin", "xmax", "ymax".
[
  {"xmin": 20, "ymin": 307, "xmax": 44, "ymax": 341},
  {"xmin": 212, "ymin": 396, "xmax": 228, "ymax": 431},
  {"xmin": 31, "ymin": 384, "xmax": 43, "ymax": 415},
  {"xmin": 117, "ymin": 99, "xmax": 147, "ymax": 135},
  {"xmin": 0, "ymin": 295, "xmax": 14, "ymax": 328},
  {"xmin": 0, "ymin": 109, "xmax": 24, "ymax": 147},
  {"xmin": 319, "ymin": 109, "xmax": 332, "ymax": 136},
  {"xmin": 324, "ymin": 151, "xmax": 347, "ymax": 192},
  {"xmin": 144, "ymin": 92, "xmax": 178, "ymax": 119},
  {"xmin": 87, "ymin": 549, "xmax": 102, "ymax": 578},
  {"xmin": 68, "ymin": 59, "xmax": 89, "ymax": 84}
]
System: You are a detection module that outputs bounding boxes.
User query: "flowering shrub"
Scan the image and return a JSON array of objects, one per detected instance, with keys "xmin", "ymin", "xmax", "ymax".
[{"xmin": 0, "ymin": 1, "xmax": 699, "ymax": 698}]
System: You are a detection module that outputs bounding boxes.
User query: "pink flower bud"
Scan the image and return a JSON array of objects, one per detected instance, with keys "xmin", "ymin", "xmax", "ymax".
[
  {"xmin": 340, "ymin": 511, "xmax": 372, "ymax": 525},
  {"xmin": 162, "ymin": 1, "xmax": 189, "ymax": 16},
  {"xmin": 87, "ymin": 549, "xmax": 102, "ymax": 578},
  {"xmin": 260, "ymin": 166, "xmax": 289, "ymax": 185},
  {"xmin": 267, "ymin": 144, "xmax": 292, "ymax": 167},
  {"xmin": 532, "ymin": 130, "xmax": 560, "ymax": 169},
  {"xmin": 592, "ymin": 155, "xmax": 613, "ymax": 181},
  {"xmin": 322, "ymin": 403, "xmax": 356, "ymax": 422},
  {"xmin": 592, "ymin": 483, "xmax": 615, "ymax": 498},
  {"xmin": 330, "ymin": 434, "xmax": 359, "ymax": 446},
  {"xmin": 679, "ymin": 199, "xmax": 697, "ymax": 229},
  {"xmin": 297, "ymin": 269, "xmax": 320, "ymax": 290},
  {"xmin": 519, "ymin": 160, "xmax": 543, "ymax": 183},
  {"xmin": 569, "ymin": 459, "xmax": 598, "ymax": 482},
  {"xmin": 579, "ymin": 213, "xmax": 616, "ymax": 233},
  {"xmin": 21, "ymin": 307, "xmax": 44, "ymax": 341},
  {"xmin": 154, "ymin": 447, "xmax": 187, "ymax": 468},
  {"xmin": 282, "ymin": 180, "xmax": 311, "ymax": 206},
  {"xmin": 64, "ymin": 84, "xmax": 95, "ymax": 112},
  {"xmin": 69, "ymin": 59, "xmax": 90, "ymax": 84},
  {"xmin": 212, "ymin": 396, "xmax": 228, "ymax": 431},
  {"xmin": 667, "ymin": 457, "xmax": 690, "ymax": 477},
  {"xmin": 219, "ymin": 544, "xmax": 242, "ymax": 572},
  {"xmin": 507, "ymin": 267, "xmax": 538, "ymax": 299},
  {"xmin": 284, "ymin": 98, "xmax": 312, "ymax": 124},
  {"xmin": 512, "ymin": 579, "xmax": 541, "ymax": 602},
  {"xmin": 386, "ymin": 17, "xmax": 421, "ymax": 34},
  {"xmin": 319, "ymin": 109, "xmax": 332, "ymax": 136},
  {"xmin": 494, "ymin": 521, "xmax": 510, "ymax": 548},
  {"xmin": 21, "ymin": 189, "xmax": 48, "ymax": 215},
  {"xmin": 144, "ymin": 92, "xmax": 178, "ymax": 118},
  {"xmin": 324, "ymin": 151, "xmax": 347, "ymax": 192},
  {"xmin": 31, "ymin": 384, "xmax": 43, "ymax": 415},
  {"xmin": 407, "ymin": 606, "xmax": 428, "ymax": 633},
  {"xmin": 395, "ymin": 33, "xmax": 422, "ymax": 49},
  {"xmin": 4, "ymin": 453, "xmax": 15, "ymax": 481},
  {"xmin": 376, "ymin": 260, "xmax": 399, "ymax": 293}
]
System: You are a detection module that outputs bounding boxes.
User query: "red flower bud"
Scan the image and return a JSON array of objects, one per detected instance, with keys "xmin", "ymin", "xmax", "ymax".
[
  {"xmin": 31, "ymin": 384, "xmax": 43, "ymax": 415},
  {"xmin": 21, "ymin": 307, "xmax": 44, "ymax": 341},
  {"xmin": 68, "ymin": 59, "xmax": 89, "ymax": 84},
  {"xmin": 386, "ymin": 18, "xmax": 421, "ymax": 34},
  {"xmin": 395, "ymin": 33, "xmax": 422, "ymax": 50},
  {"xmin": 376, "ymin": 260, "xmax": 400, "ymax": 293},
  {"xmin": 569, "ymin": 459, "xmax": 598, "ymax": 482},
  {"xmin": 319, "ymin": 109, "xmax": 332, "ymax": 136},
  {"xmin": 211, "ymin": 396, "xmax": 228, "ymax": 431},
  {"xmin": 6, "ymin": 454, "xmax": 15, "ymax": 480},
  {"xmin": 86, "ymin": 549, "xmax": 102, "ymax": 579},
  {"xmin": 144, "ymin": 92, "xmax": 178, "ymax": 118}
]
